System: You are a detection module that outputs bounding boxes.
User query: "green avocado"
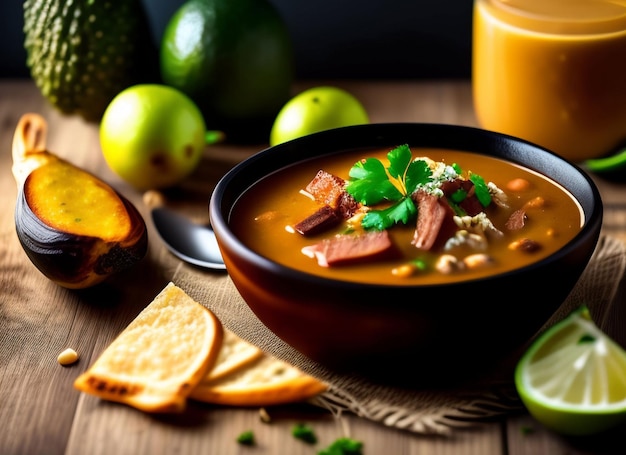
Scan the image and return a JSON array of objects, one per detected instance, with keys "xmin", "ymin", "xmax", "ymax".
[
  {"xmin": 160, "ymin": 0, "xmax": 294, "ymax": 142},
  {"xmin": 23, "ymin": 0, "xmax": 159, "ymax": 122}
]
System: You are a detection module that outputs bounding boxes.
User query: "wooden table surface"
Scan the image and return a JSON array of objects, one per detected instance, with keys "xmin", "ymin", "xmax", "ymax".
[{"xmin": 1, "ymin": 79, "xmax": 625, "ymax": 455}]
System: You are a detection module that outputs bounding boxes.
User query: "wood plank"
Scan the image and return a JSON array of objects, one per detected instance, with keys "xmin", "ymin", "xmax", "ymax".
[
  {"xmin": 507, "ymin": 413, "xmax": 626, "ymax": 455},
  {"xmin": 64, "ymin": 399, "xmax": 506, "ymax": 455}
]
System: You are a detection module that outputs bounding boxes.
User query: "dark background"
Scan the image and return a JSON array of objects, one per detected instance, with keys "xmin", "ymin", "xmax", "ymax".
[{"xmin": 1, "ymin": 0, "xmax": 473, "ymax": 80}]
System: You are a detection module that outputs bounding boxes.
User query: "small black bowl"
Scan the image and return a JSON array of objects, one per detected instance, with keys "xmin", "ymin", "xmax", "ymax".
[{"xmin": 210, "ymin": 123, "xmax": 603, "ymax": 385}]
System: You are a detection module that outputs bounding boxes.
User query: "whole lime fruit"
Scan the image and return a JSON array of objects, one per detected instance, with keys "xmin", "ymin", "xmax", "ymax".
[
  {"xmin": 270, "ymin": 86, "xmax": 369, "ymax": 146},
  {"xmin": 160, "ymin": 0, "xmax": 294, "ymax": 142},
  {"xmin": 100, "ymin": 84, "xmax": 207, "ymax": 190}
]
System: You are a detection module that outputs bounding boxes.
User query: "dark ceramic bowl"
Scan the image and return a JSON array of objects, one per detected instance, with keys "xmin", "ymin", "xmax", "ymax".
[{"xmin": 209, "ymin": 123, "xmax": 602, "ymax": 385}]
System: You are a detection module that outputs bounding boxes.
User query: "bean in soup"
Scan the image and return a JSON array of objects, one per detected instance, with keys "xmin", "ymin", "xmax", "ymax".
[{"xmin": 229, "ymin": 146, "xmax": 584, "ymax": 285}]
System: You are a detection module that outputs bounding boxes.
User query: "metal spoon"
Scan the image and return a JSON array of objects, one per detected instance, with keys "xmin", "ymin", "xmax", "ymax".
[{"xmin": 151, "ymin": 207, "xmax": 226, "ymax": 270}]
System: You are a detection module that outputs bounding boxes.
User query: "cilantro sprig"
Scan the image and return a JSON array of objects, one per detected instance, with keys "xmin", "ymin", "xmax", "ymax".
[
  {"xmin": 346, "ymin": 144, "xmax": 432, "ymax": 230},
  {"xmin": 469, "ymin": 173, "xmax": 492, "ymax": 207}
]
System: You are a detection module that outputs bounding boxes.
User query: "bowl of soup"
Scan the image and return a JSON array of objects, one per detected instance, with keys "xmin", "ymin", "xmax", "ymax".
[{"xmin": 209, "ymin": 123, "xmax": 602, "ymax": 385}]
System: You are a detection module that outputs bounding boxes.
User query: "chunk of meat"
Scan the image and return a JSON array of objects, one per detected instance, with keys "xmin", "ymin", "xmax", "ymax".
[
  {"xmin": 294, "ymin": 170, "xmax": 362, "ymax": 237},
  {"xmin": 440, "ymin": 178, "xmax": 467, "ymax": 196},
  {"xmin": 336, "ymin": 191, "xmax": 361, "ymax": 219},
  {"xmin": 412, "ymin": 190, "xmax": 456, "ymax": 251},
  {"xmin": 440, "ymin": 178, "xmax": 484, "ymax": 216},
  {"xmin": 304, "ymin": 170, "xmax": 360, "ymax": 218},
  {"xmin": 305, "ymin": 170, "xmax": 348, "ymax": 209},
  {"xmin": 294, "ymin": 205, "xmax": 340, "ymax": 236},
  {"xmin": 301, "ymin": 230, "xmax": 394, "ymax": 267}
]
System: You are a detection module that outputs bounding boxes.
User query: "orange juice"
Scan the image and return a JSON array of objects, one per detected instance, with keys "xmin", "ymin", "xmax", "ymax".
[{"xmin": 472, "ymin": 0, "xmax": 626, "ymax": 162}]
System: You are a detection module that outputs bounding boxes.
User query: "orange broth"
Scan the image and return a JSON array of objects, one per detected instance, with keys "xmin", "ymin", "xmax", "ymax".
[{"xmin": 229, "ymin": 148, "xmax": 584, "ymax": 285}]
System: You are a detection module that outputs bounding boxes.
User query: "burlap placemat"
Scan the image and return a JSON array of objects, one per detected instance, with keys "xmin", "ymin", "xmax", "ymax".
[{"xmin": 171, "ymin": 234, "xmax": 626, "ymax": 435}]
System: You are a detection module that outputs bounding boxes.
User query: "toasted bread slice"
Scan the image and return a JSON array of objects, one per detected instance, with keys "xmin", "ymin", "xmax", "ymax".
[
  {"xmin": 190, "ymin": 353, "xmax": 328, "ymax": 407},
  {"xmin": 206, "ymin": 328, "xmax": 264, "ymax": 381},
  {"xmin": 74, "ymin": 283, "xmax": 223, "ymax": 413}
]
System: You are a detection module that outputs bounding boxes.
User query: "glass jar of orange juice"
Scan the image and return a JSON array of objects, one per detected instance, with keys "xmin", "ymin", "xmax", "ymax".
[{"xmin": 472, "ymin": 0, "xmax": 626, "ymax": 162}]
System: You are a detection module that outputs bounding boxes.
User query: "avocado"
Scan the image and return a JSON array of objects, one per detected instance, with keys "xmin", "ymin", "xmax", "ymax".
[
  {"xmin": 23, "ymin": 0, "xmax": 159, "ymax": 122},
  {"xmin": 160, "ymin": 0, "xmax": 294, "ymax": 143}
]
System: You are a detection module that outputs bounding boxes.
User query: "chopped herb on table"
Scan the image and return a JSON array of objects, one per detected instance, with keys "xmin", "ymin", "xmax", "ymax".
[
  {"xmin": 236, "ymin": 430, "xmax": 255, "ymax": 445},
  {"xmin": 292, "ymin": 422, "xmax": 317, "ymax": 444},
  {"xmin": 317, "ymin": 437, "xmax": 364, "ymax": 455}
]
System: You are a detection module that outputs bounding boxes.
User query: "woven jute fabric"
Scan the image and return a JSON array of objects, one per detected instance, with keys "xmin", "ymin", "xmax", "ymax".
[{"xmin": 171, "ymin": 235, "xmax": 626, "ymax": 435}]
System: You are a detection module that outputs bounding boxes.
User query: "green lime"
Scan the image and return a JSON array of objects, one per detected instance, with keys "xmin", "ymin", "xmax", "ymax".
[
  {"xmin": 160, "ymin": 0, "xmax": 294, "ymax": 142},
  {"xmin": 514, "ymin": 306, "xmax": 626, "ymax": 436},
  {"xmin": 269, "ymin": 86, "xmax": 369, "ymax": 146},
  {"xmin": 100, "ymin": 84, "xmax": 208, "ymax": 190}
]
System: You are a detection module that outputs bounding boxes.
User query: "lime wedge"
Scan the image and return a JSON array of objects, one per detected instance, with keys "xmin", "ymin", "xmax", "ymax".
[{"xmin": 515, "ymin": 306, "xmax": 626, "ymax": 436}]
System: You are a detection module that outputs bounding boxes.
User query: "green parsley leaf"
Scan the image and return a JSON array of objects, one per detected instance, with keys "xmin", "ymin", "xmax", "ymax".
[
  {"xmin": 386, "ymin": 144, "xmax": 413, "ymax": 181},
  {"xmin": 317, "ymin": 437, "xmax": 364, "ymax": 455},
  {"xmin": 347, "ymin": 158, "xmax": 402, "ymax": 205},
  {"xmin": 346, "ymin": 145, "xmax": 432, "ymax": 231},
  {"xmin": 236, "ymin": 430, "xmax": 255, "ymax": 445},
  {"xmin": 361, "ymin": 197, "xmax": 417, "ymax": 230},
  {"xmin": 292, "ymin": 423, "xmax": 317, "ymax": 444},
  {"xmin": 385, "ymin": 144, "xmax": 433, "ymax": 195},
  {"xmin": 469, "ymin": 173, "xmax": 492, "ymax": 207},
  {"xmin": 450, "ymin": 188, "xmax": 467, "ymax": 204},
  {"xmin": 404, "ymin": 158, "xmax": 432, "ymax": 195}
]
